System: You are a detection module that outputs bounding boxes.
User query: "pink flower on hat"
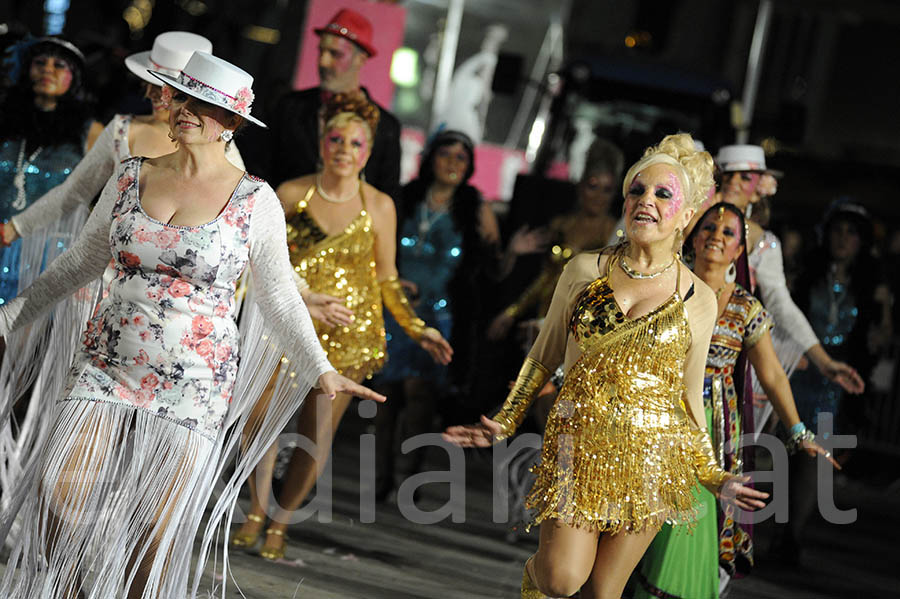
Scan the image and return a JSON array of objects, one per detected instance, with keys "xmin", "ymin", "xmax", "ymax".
[
  {"xmin": 232, "ymin": 86, "xmax": 254, "ymax": 114},
  {"xmin": 758, "ymin": 173, "xmax": 778, "ymax": 197}
]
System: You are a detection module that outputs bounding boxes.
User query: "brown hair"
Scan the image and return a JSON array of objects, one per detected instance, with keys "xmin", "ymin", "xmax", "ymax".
[{"xmin": 321, "ymin": 93, "xmax": 380, "ymax": 143}]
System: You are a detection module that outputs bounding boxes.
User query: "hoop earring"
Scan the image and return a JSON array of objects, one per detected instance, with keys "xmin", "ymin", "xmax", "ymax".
[{"xmin": 725, "ymin": 261, "xmax": 737, "ymax": 283}]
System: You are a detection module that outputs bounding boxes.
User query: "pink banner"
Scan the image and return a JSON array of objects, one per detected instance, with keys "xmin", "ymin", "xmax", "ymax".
[
  {"xmin": 401, "ymin": 127, "xmax": 570, "ymax": 202},
  {"xmin": 293, "ymin": 0, "xmax": 406, "ymax": 108}
]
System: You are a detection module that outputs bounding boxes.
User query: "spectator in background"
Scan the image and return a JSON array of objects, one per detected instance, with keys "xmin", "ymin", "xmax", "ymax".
[
  {"xmin": 372, "ymin": 130, "xmax": 501, "ymax": 501},
  {"xmin": 0, "ymin": 36, "xmax": 101, "ymax": 302},
  {"xmin": 773, "ymin": 200, "xmax": 890, "ymax": 564},
  {"xmin": 714, "ymin": 144, "xmax": 864, "ymax": 434},
  {"xmin": 242, "ymin": 8, "xmax": 401, "ymax": 200},
  {"xmin": 487, "ymin": 137, "xmax": 624, "ymax": 343}
]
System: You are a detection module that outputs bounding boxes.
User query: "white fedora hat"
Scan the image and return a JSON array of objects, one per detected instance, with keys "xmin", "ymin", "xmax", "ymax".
[
  {"xmin": 125, "ymin": 31, "xmax": 212, "ymax": 86},
  {"xmin": 716, "ymin": 144, "xmax": 783, "ymax": 177},
  {"xmin": 150, "ymin": 51, "xmax": 266, "ymax": 128}
]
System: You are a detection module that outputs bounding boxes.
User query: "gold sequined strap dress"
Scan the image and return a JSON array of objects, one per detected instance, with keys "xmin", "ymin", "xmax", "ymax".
[
  {"xmin": 285, "ymin": 184, "xmax": 385, "ymax": 378},
  {"xmin": 494, "ymin": 249, "xmax": 727, "ymax": 534}
]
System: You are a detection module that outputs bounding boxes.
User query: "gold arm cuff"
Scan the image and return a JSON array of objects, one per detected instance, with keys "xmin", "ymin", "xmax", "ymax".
[
  {"xmin": 492, "ymin": 357, "xmax": 552, "ymax": 440},
  {"xmin": 380, "ymin": 277, "xmax": 428, "ymax": 342},
  {"xmin": 691, "ymin": 426, "xmax": 732, "ymax": 494}
]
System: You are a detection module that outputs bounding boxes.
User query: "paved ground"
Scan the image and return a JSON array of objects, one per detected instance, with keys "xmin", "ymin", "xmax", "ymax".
[
  {"xmin": 212, "ymin": 408, "xmax": 900, "ymax": 598},
  {"xmin": 3, "ymin": 405, "xmax": 898, "ymax": 598}
]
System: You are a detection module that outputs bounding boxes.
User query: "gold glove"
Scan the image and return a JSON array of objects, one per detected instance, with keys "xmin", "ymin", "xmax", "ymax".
[
  {"xmin": 690, "ymin": 426, "xmax": 732, "ymax": 494},
  {"xmin": 380, "ymin": 277, "xmax": 429, "ymax": 342},
  {"xmin": 492, "ymin": 358, "xmax": 551, "ymax": 440}
]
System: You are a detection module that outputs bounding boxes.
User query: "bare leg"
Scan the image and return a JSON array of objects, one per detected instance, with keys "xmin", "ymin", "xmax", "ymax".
[
  {"xmin": 232, "ymin": 366, "xmax": 282, "ymax": 544},
  {"xmin": 528, "ymin": 519, "xmax": 600, "ymax": 598},
  {"xmin": 260, "ymin": 370, "xmax": 365, "ymax": 554},
  {"xmin": 579, "ymin": 527, "xmax": 659, "ymax": 599}
]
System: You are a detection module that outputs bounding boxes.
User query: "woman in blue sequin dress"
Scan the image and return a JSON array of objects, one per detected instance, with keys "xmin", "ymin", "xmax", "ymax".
[
  {"xmin": 0, "ymin": 36, "xmax": 101, "ymax": 304},
  {"xmin": 374, "ymin": 130, "xmax": 501, "ymax": 499},
  {"xmin": 774, "ymin": 201, "xmax": 887, "ymax": 563}
]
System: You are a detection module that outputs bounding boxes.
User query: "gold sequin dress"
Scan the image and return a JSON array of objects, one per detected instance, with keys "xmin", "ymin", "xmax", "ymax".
[
  {"xmin": 285, "ymin": 185, "xmax": 385, "ymax": 378},
  {"xmin": 494, "ymin": 249, "xmax": 727, "ymax": 534}
]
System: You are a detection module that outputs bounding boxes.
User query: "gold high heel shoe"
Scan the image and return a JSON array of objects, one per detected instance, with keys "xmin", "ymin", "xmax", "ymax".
[
  {"xmin": 230, "ymin": 513, "xmax": 265, "ymax": 549},
  {"xmin": 521, "ymin": 555, "xmax": 546, "ymax": 599},
  {"xmin": 260, "ymin": 527, "xmax": 286, "ymax": 561}
]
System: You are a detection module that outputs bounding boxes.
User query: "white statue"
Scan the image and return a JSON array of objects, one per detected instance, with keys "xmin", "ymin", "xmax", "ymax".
[{"xmin": 434, "ymin": 24, "xmax": 508, "ymax": 144}]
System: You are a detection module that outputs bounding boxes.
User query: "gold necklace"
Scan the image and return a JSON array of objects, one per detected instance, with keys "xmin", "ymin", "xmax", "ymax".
[
  {"xmin": 315, "ymin": 174, "xmax": 357, "ymax": 203},
  {"xmin": 619, "ymin": 253, "xmax": 676, "ymax": 279}
]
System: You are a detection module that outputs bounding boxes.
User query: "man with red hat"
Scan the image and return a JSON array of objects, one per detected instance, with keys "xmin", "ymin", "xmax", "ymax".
[{"xmin": 245, "ymin": 8, "xmax": 401, "ymax": 200}]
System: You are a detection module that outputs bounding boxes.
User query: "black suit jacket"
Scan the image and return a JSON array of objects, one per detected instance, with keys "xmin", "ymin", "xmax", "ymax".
[{"xmin": 243, "ymin": 87, "xmax": 401, "ymax": 201}]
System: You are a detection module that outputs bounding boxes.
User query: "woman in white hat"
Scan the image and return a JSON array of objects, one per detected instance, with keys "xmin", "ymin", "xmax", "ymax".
[
  {"xmin": 0, "ymin": 31, "xmax": 242, "ymax": 246},
  {"xmin": 0, "ymin": 51, "xmax": 384, "ymax": 599},
  {"xmin": 715, "ymin": 144, "xmax": 864, "ymax": 433}
]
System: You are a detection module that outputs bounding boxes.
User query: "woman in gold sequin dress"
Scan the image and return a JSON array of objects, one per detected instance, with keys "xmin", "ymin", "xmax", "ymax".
[
  {"xmin": 232, "ymin": 95, "xmax": 452, "ymax": 559},
  {"xmin": 445, "ymin": 134, "xmax": 768, "ymax": 599}
]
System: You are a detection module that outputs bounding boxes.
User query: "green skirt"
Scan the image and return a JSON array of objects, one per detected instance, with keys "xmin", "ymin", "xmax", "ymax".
[{"xmin": 632, "ymin": 410, "xmax": 719, "ymax": 599}]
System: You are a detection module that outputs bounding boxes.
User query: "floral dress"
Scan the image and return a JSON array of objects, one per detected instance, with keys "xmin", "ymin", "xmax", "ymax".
[
  {"xmin": 0, "ymin": 156, "xmax": 333, "ymax": 598},
  {"xmin": 67, "ymin": 157, "xmax": 253, "ymax": 438}
]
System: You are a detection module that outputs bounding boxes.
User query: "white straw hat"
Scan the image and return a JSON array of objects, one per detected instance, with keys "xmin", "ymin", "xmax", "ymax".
[
  {"xmin": 125, "ymin": 31, "xmax": 212, "ymax": 86},
  {"xmin": 715, "ymin": 144, "xmax": 783, "ymax": 177},
  {"xmin": 150, "ymin": 51, "xmax": 266, "ymax": 128}
]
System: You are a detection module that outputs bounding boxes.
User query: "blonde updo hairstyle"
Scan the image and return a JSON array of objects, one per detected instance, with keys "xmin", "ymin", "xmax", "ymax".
[
  {"xmin": 621, "ymin": 133, "xmax": 715, "ymax": 214},
  {"xmin": 321, "ymin": 92, "xmax": 380, "ymax": 145}
]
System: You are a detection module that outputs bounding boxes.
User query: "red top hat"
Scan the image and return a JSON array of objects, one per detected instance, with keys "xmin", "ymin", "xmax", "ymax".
[{"xmin": 314, "ymin": 8, "xmax": 377, "ymax": 57}]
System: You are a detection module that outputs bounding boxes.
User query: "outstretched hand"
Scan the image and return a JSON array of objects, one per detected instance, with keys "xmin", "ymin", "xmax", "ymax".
[
  {"xmin": 802, "ymin": 439, "xmax": 841, "ymax": 470},
  {"xmin": 442, "ymin": 415, "xmax": 502, "ymax": 447},
  {"xmin": 718, "ymin": 475, "xmax": 769, "ymax": 511},
  {"xmin": 820, "ymin": 360, "xmax": 865, "ymax": 394},
  {"xmin": 317, "ymin": 371, "xmax": 386, "ymax": 402},
  {"xmin": 302, "ymin": 291, "xmax": 354, "ymax": 327},
  {"xmin": 421, "ymin": 328, "xmax": 453, "ymax": 365}
]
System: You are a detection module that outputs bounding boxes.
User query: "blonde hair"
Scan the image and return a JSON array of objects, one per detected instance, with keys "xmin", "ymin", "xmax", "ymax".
[{"xmin": 621, "ymin": 133, "xmax": 715, "ymax": 212}]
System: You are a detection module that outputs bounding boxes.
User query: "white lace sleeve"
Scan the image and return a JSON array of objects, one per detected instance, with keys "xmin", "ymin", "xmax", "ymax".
[
  {"xmin": 0, "ymin": 176, "xmax": 116, "ymax": 336},
  {"xmin": 225, "ymin": 141, "xmax": 246, "ymax": 171},
  {"xmin": 754, "ymin": 232, "xmax": 819, "ymax": 351},
  {"xmin": 10, "ymin": 117, "xmax": 118, "ymax": 237},
  {"xmin": 247, "ymin": 182, "xmax": 334, "ymax": 385}
]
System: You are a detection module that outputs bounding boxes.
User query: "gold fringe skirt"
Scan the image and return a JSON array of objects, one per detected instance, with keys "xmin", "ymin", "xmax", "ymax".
[{"xmin": 525, "ymin": 358, "xmax": 700, "ymax": 534}]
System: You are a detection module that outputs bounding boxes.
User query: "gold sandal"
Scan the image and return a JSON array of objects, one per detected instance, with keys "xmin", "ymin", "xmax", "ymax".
[
  {"xmin": 260, "ymin": 527, "xmax": 287, "ymax": 561},
  {"xmin": 230, "ymin": 513, "xmax": 265, "ymax": 549}
]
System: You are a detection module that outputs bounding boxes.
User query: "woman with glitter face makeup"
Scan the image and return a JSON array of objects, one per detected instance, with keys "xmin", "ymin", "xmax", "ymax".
[
  {"xmin": 230, "ymin": 94, "xmax": 452, "ymax": 560},
  {"xmin": 713, "ymin": 145, "xmax": 864, "ymax": 433},
  {"xmin": 634, "ymin": 203, "xmax": 836, "ymax": 599},
  {"xmin": 445, "ymin": 134, "xmax": 767, "ymax": 599}
]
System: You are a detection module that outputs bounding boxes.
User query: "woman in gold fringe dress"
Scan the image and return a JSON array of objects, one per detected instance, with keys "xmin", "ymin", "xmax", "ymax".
[
  {"xmin": 231, "ymin": 94, "xmax": 452, "ymax": 559},
  {"xmin": 445, "ymin": 134, "xmax": 768, "ymax": 599}
]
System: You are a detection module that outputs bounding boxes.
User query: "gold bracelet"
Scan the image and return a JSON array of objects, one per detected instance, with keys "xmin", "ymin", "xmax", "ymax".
[{"xmin": 492, "ymin": 357, "xmax": 551, "ymax": 440}]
